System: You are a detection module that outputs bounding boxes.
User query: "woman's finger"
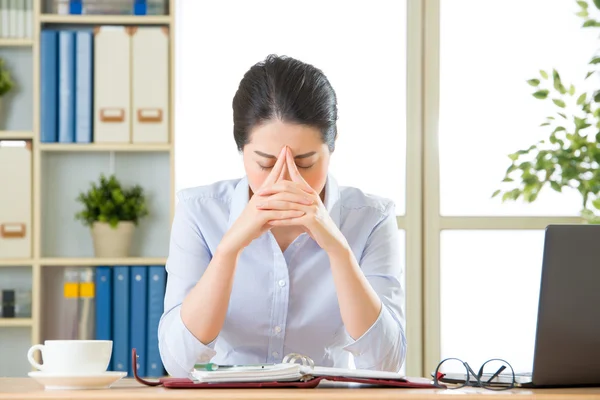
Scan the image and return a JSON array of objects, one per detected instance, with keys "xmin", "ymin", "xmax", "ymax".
[
  {"xmin": 286, "ymin": 147, "xmax": 315, "ymax": 193},
  {"xmin": 267, "ymin": 216, "xmax": 305, "ymax": 226},
  {"xmin": 277, "ymin": 156, "xmax": 288, "ymax": 182},
  {"xmin": 256, "ymin": 200, "xmax": 311, "ymax": 212},
  {"xmin": 258, "ymin": 180, "xmax": 313, "ymax": 196},
  {"xmin": 257, "ymin": 191, "xmax": 313, "ymax": 206},
  {"xmin": 260, "ymin": 209, "xmax": 305, "ymax": 222},
  {"xmin": 261, "ymin": 146, "xmax": 287, "ymax": 188}
]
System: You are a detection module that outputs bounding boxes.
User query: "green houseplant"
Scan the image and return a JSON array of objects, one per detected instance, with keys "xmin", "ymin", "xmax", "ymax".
[
  {"xmin": 493, "ymin": 0, "xmax": 600, "ymax": 223},
  {"xmin": 76, "ymin": 174, "xmax": 148, "ymax": 257},
  {"xmin": 0, "ymin": 57, "xmax": 14, "ymax": 124}
]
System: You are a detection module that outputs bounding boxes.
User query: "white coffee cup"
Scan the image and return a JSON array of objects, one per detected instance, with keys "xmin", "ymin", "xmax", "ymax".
[{"xmin": 27, "ymin": 340, "xmax": 112, "ymax": 375}]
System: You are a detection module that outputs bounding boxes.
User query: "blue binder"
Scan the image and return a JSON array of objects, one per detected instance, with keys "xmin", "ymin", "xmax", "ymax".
[
  {"xmin": 94, "ymin": 266, "xmax": 112, "ymax": 370},
  {"xmin": 58, "ymin": 30, "xmax": 76, "ymax": 143},
  {"xmin": 146, "ymin": 265, "xmax": 166, "ymax": 377},
  {"xmin": 40, "ymin": 30, "xmax": 58, "ymax": 143},
  {"xmin": 130, "ymin": 266, "xmax": 148, "ymax": 377},
  {"xmin": 69, "ymin": 0, "xmax": 83, "ymax": 14},
  {"xmin": 75, "ymin": 30, "xmax": 93, "ymax": 143},
  {"xmin": 134, "ymin": 0, "xmax": 147, "ymax": 15},
  {"xmin": 112, "ymin": 266, "xmax": 130, "ymax": 374}
]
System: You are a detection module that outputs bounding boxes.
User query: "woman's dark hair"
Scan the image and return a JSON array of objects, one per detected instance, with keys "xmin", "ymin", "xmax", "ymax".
[{"xmin": 232, "ymin": 54, "xmax": 338, "ymax": 152}]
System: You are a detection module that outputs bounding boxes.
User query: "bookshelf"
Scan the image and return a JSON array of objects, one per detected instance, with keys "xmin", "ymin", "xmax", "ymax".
[
  {"xmin": 0, "ymin": 318, "xmax": 33, "ymax": 327},
  {"xmin": 39, "ymin": 143, "xmax": 171, "ymax": 152},
  {"xmin": 0, "ymin": 131, "xmax": 35, "ymax": 139},
  {"xmin": 0, "ymin": 0, "xmax": 176, "ymax": 377},
  {"xmin": 39, "ymin": 13, "xmax": 171, "ymax": 24},
  {"xmin": 0, "ymin": 39, "xmax": 34, "ymax": 47},
  {"xmin": 40, "ymin": 257, "xmax": 167, "ymax": 266}
]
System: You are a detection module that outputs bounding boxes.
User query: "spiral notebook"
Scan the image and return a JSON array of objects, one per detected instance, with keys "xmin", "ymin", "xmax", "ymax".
[{"xmin": 131, "ymin": 349, "xmax": 443, "ymax": 389}]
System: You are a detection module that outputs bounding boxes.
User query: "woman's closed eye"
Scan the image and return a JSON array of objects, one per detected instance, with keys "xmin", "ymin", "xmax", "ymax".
[{"xmin": 259, "ymin": 163, "xmax": 314, "ymax": 171}]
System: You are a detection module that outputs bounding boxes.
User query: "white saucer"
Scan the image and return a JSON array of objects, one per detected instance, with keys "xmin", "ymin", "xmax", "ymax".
[{"xmin": 28, "ymin": 371, "xmax": 127, "ymax": 390}]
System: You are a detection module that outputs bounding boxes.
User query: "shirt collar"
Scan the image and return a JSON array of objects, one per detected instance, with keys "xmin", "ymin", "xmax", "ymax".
[{"xmin": 227, "ymin": 174, "xmax": 342, "ymax": 229}]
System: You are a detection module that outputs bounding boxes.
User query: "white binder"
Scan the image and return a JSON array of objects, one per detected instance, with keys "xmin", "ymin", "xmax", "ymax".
[
  {"xmin": 94, "ymin": 26, "xmax": 131, "ymax": 143},
  {"xmin": 131, "ymin": 27, "xmax": 169, "ymax": 143},
  {"xmin": 0, "ymin": 141, "xmax": 31, "ymax": 258}
]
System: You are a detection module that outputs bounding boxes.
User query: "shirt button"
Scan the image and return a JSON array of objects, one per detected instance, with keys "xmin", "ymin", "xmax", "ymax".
[
  {"xmin": 274, "ymin": 326, "xmax": 282, "ymax": 334},
  {"xmin": 278, "ymin": 280, "xmax": 286, "ymax": 287},
  {"xmin": 295, "ymin": 242, "xmax": 301, "ymax": 247},
  {"xmin": 272, "ymin": 351, "xmax": 279, "ymax": 358}
]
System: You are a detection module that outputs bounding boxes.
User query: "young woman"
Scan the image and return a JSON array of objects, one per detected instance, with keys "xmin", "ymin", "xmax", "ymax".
[{"xmin": 158, "ymin": 55, "xmax": 406, "ymax": 377}]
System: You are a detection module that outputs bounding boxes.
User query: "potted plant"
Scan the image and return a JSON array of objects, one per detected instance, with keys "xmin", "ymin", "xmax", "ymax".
[
  {"xmin": 75, "ymin": 174, "xmax": 149, "ymax": 257},
  {"xmin": 493, "ymin": 0, "xmax": 600, "ymax": 223},
  {"xmin": 0, "ymin": 57, "xmax": 14, "ymax": 122}
]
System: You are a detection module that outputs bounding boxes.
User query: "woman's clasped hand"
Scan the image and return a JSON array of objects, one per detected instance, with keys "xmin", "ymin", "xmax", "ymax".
[{"xmin": 220, "ymin": 146, "xmax": 348, "ymax": 255}]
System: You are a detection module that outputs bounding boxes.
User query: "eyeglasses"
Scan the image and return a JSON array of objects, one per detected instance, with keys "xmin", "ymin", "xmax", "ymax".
[{"xmin": 433, "ymin": 357, "xmax": 516, "ymax": 391}]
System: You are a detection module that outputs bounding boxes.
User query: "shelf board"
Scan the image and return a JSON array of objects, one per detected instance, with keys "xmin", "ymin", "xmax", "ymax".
[
  {"xmin": 40, "ymin": 143, "xmax": 171, "ymax": 152},
  {"xmin": 41, "ymin": 257, "xmax": 166, "ymax": 266},
  {"xmin": 0, "ymin": 131, "xmax": 34, "ymax": 140},
  {"xmin": 40, "ymin": 14, "xmax": 171, "ymax": 25},
  {"xmin": 0, "ymin": 318, "xmax": 33, "ymax": 327},
  {"xmin": 0, "ymin": 259, "xmax": 33, "ymax": 267},
  {"xmin": 0, "ymin": 38, "xmax": 34, "ymax": 47}
]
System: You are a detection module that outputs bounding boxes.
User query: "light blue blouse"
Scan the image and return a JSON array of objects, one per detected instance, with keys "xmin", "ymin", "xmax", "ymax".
[{"xmin": 158, "ymin": 174, "xmax": 406, "ymax": 378}]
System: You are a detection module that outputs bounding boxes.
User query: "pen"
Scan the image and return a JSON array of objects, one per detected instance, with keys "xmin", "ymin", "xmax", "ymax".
[{"xmin": 194, "ymin": 363, "xmax": 270, "ymax": 371}]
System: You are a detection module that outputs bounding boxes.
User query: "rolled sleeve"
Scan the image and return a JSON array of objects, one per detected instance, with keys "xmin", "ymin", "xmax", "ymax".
[
  {"xmin": 344, "ymin": 201, "xmax": 407, "ymax": 372},
  {"xmin": 158, "ymin": 305, "xmax": 217, "ymax": 377},
  {"xmin": 343, "ymin": 304, "xmax": 407, "ymax": 371},
  {"xmin": 158, "ymin": 193, "xmax": 219, "ymax": 377}
]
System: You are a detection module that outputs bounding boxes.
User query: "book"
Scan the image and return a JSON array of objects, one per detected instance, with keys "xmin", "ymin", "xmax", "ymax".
[
  {"xmin": 0, "ymin": 0, "xmax": 8, "ymax": 38},
  {"xmin": 77, "ymin": 267, "xmax": 95, "ymax": 340},
  {"xmin": 129, "ymin": 266, "xmax": 147, "ymax": 377},
  {"xmin": 146, "ymin": 265, "xmax": 166, "ymax": 377},
  {"xmin": 112, "ymin": 266, "xmax": 130, "ymax": 374},
  {"xmin": 40, "ymin": 29, "xmax": 58, "ymax": 143},
  {"xmin": 58, "ymin": 30, "xmax": 76, "ymax": 143},
  {"xmin": 75, "ymin": 29, "xmax": 93, "ymax": 143},
  {"xmin": 94, "ymin": 266, "xmax": 112, "ymax": 372}
]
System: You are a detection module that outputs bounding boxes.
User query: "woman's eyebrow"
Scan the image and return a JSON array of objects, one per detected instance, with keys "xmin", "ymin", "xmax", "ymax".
[{"xmin": 254, "ymin": 150, "xmax": 316, "ymax": 159}]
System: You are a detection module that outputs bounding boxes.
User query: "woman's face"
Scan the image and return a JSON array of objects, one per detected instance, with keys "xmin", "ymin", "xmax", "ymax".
[{"xmin": 243, "ymin": 120, "xmax": 331, "ymax": 195}]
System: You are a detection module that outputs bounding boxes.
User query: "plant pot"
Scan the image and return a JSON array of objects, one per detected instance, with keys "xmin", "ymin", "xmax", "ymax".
[{"xmin": 91, "ymin": 221, "xmax": 135, "ymax": 258}]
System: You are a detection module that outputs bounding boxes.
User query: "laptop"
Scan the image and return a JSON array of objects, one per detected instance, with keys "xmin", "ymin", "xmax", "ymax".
[{"xmin": 440, "ymin": 224, "xmax": 600, "ymax": 388}]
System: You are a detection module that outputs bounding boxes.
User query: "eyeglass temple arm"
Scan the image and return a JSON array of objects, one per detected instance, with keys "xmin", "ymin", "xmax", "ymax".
[
  {"xmin": 465, "ymin": 362, "xmax": 481, "ymax": 382},
  {"xmin": 477, "ymin": 365, "xmax": 506, "ymax": 383}
]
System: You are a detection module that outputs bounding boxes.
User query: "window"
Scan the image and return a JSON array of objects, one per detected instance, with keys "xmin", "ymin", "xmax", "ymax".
[
  {"xmin": 440, "ymin": 230, "xmax": 544, "ymax": 373},
  {"xmin": 432, "ymin": 0, "xmax": 596, "ymax": 374},
  {"xmin": 439, "ymin": 0, "xmax": 597, "ymax": 216}
]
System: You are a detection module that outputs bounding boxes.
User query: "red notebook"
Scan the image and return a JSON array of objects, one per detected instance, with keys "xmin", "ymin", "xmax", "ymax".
[{"xmin": 131, "ymin": 349, "xmax": 443, "ymax": 389}]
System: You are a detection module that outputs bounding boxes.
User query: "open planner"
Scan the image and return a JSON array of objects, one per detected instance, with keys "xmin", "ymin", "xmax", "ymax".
[
  {"xmin": 131, "ymin": 349, "xmax": 443, "ymax": 389},
  {"xmin": 189, "ymin": 352, "xmax": 409, "ymax": 383}
]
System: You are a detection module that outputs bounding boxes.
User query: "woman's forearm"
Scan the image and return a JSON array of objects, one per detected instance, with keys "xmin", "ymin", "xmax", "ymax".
[
  {"xmin": 180, "ymin": 245, "xmax": 241, "ymax": 345},
  {"xmin": 328, "ymin": 246, "xmax": 382, "ymax": 339}
]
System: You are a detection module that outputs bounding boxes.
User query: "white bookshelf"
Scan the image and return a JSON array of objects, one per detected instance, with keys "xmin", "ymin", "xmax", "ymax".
[
  {"xmin": 40, "ymin": 257, "xmax": 167, "ymax": 266},
  {"xmin": 0, "ymin": 318, "xmax": 33, "ymax": 327},
  {"xmin": 39, "ymin": 143, "xmax": 171, "ymax": 152},
  {"xmin": 0, "ymin": 130, "xmax": 35, "ymax": 139},
  {"xmin": 0, "ymin": 259, "xmax": 34, "ymax": 267},
  {"xmin": 0, "ymin": 39, "xmax": 34, "ymax": 47},
  {"xmin": 39, "ymin": 13, "xmax": 171, "ymax": 24},
  {"xmin": 0, "ymin": 0, "xmax": 176, "ymax": 377}
]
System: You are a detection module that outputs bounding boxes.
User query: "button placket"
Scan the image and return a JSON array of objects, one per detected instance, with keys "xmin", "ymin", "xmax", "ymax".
[{"xmin": 267, "ymin": 238, "xmax": 289, "ymax": 363}]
